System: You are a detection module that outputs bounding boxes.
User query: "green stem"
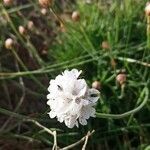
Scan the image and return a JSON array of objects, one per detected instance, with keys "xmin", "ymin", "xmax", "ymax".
[
  {"xmin": 49, "ymin": 7, "xmax": 64, "ymax": 25},
  {"xmin": 147, "ymin": 16, "xmax": 150, "ymax": 49},
  {"xmin": 80, "ymin": 26, "xmax": 96, "ymax": 54},
  {"xmin": 118, "ymin": 84, "xmax": 125, "ymax": 99},
  {"xmin": 96, "ymin": 87, "xmax": 149, "ymax": 119},
  {"xmin": 0, "ymin": 3, "xmax": 33, "ymax": 15},
  {"xmin": 11, "ymin": 49, "xmax": 46, "ymax": 89},
  {"xmin": 0, "ymin": 107, "xmax": 28, "ymax": 121},
  {"xmin": 1, "ymin": 4, "xmax": 44, "ymax": 66},
  {"xmin": 0, "ymin": 108, "xmax": 54, "ymax": 136},
  {"xmin": 0, "ymin": 57, "xmax": 96, "ymax": 79},
  {"xmin": 0, "ymin": 87, "xmax": 148, "ymax": 130},
  {"xmin": 127, "ymin": 87, "xmax": 145, "ymax": 125}
]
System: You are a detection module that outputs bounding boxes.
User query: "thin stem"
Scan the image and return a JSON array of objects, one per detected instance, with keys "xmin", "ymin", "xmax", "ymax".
[
  {"xmin": 0, "ymin": 57, "xmax": 96, "ymax": 79},
  {"xmin": 0, "ymin": 107, "xmax": 29, "ymax": 121},
  {"xmin": 0, "ymin": 107, "xmax": 58, "ymax": 148},
  {"xmin": 26, "ymin": 36, "xmax": 45, "ymax": 66},
  {"xmin": 60, "ymin": 130, "xmax": 95, "ymax": 150},
  {"xmin": 80, "ymin": 26, "xmax": 97, "ymax": 54},
  {"xmin": 0, "ymin": 64, "xmax": 12, "ymax": 109},
  {"xmin": 0, "ymin": 4, "xmax": 33, "ymax": 15},
  {"xmin": 118, "ymin": 84, "xmax": 125, "ymax": 99},
  {"xmin": 0, "ymin": 60, "xmax": 26, "ymax": 131},
  {"xmin": 9, "ymin": 134, "xmax": 40, "ymax": 143},
  {"xmin": 117, "ymin": 57, "xmax": 150, "ymax": 67},
  {"xmin": 127, "ymin": 87, "xmax": 145, "ymax": 126},
  {"xmin": 49, "ymin": 7, "xmax": 64, "ymax": 25},
  {"xmin": 96, "ymin": 87, "xmax": 149, "ymax": 119},
  {"xmin": 82, "ymin": 131, "xmax": 90, "ymax": 150},
  {"xmin": 147, "ymin": 16, "xmax": 150, "ymax": 48},
  {"xmin": 52, "ymin": 131, "xmax": 58, "ymax": 150},
  {"xmin": 11, "ymin": 49, "xmax": 45, "ymax": 89},
  {"xmin": 1, "ymin": 4, "xmax": 45, "ymax": 66},
  {"xmin": 26, "ymin": 119, "xmax": 53, "ymax": 136}
]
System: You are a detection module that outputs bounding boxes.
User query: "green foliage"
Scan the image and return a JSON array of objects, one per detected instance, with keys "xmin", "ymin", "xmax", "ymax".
[{"xmin": 0, "ymin": 0, "xmax": 150, "ymax": 149}]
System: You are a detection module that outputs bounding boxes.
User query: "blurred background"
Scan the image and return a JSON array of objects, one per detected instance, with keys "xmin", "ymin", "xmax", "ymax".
[{"xmin": 0, "ymin": 0, "xmax": 150, "ymax": 149}]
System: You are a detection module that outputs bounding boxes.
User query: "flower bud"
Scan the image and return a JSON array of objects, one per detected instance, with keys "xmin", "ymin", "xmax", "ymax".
[
  {"xmin": 102, "ymin": 41, "xmax": 110, "ymax": 49},
  {"xmin": 92, "ymin": 81, "xmax": 101, "ymax": 90},
  {"xmin": 116, "ymin": 73, "xmax": 126, "ymax": 85},
  {"xmin": 27, "ymin": 21, "xmax": 34, "ymax": 30},
  {"xmin": 72, "ymin": 11, "xmax": 80, "ymax": 22},
  {"xmin": 18, "ymin": 26, "xmax": 26, "ymax": 35},
  {"xmin": 41, "ymin": 8, "xmax": 47, "ymax": 15},
  {"xmin": 145, "ymin": 2, "xmax": 150, "ymax": 16},
  {"xmin": 41, "ymin": 49, "xmax": 48, "ymax": 55},
  {"xmin": 5, "ymin": 38, "xmax": 14, "ymax": 49},
  {"xmin": 3, "ymin": 0, "xmax": 13, "ymax": 6},
  {"xmin": 39, "ymin": 0, "xmax": 53, "ymax": 8}
]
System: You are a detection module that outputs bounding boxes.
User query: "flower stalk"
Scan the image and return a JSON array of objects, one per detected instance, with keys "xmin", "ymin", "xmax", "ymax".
[
  {"xmin": 0, "ymin": 87, "xmax": 148, "ymax": 126},
  {"xmin": 147, "ymin": 15, "xmax": 150, "ymax": 48},
  {"xmin": 96, "ymin": 87, "xmax": 149, "ymax": 119}
]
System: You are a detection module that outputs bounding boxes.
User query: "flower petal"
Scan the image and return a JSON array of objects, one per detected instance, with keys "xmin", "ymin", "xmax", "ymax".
[
  {"xmin": 71, "ymin": 69, "xmax": 82, "ymax": 78},
  {"xmin": 73, "ymin": 79, "xmax": 87, "ymax": 97},
  {"xmin": 47, "ymin": 69, "xmax": 98, "ymax": 128},
  {"xmin": 79, "ymin": 117, "xmax": 87, "ymax": 125},
  {"xmin": 87, "ymin": 88, "xmax": 100, "ymax": 103},
  {"xmin": 48, "ymin": 111, "xmax": 56, "ymax": 118}
]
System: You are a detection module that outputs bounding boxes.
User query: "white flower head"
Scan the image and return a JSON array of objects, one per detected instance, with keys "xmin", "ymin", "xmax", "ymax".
[{"xmin": 47, "ymin": 69, "xmax": 100, "ymax": 128}]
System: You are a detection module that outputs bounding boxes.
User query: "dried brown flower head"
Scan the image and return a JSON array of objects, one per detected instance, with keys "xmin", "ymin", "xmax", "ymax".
[{"xmin": 116, "ymin": 73, "xmax": 126, "ymax": 85}]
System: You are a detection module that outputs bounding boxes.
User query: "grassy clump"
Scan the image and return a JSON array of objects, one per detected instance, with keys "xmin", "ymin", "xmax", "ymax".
[{"xmin": 0, "ymin": 0, "xmax": 150, "ymax": 149}]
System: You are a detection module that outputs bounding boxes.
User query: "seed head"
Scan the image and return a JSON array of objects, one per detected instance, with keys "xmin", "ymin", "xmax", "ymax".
[
  {"xmin": 72, "ymin": 11, "xmax": 80, "ymax": 22},
  {"xmin": 18, "ymin": 26, "xmax": 26, "ymax": 35},
  {"xmin": 145, "ymin": 2, "xmax": 150, "ymax": 16},
  {"xmin": 5, "ymin": 38, "xmax": 14, "ymax": 49},
  {"xmin": 39, "ymin": 0, "xmax": 53, "ymax": 8},
  {"xmin": 116, "ymin": 73, "xmax": 126, "ymax": 85},
  {"xmin": 3, "ymin": 0, "xmax": 13, "ymax": 6},
  {"xmin": 92, "ymin": 81, "xmax": 101, "ymax": 90}
]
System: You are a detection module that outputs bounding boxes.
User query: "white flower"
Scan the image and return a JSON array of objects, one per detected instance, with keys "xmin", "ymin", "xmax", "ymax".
[{"xmin": 47, "ymin": 69, "xmax": 100, "ymax": 128}]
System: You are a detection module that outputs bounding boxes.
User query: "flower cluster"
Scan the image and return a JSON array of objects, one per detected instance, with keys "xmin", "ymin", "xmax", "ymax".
[{"xmin": 47, "ymin": 69, "xmax": 100, "ymax": 128}]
